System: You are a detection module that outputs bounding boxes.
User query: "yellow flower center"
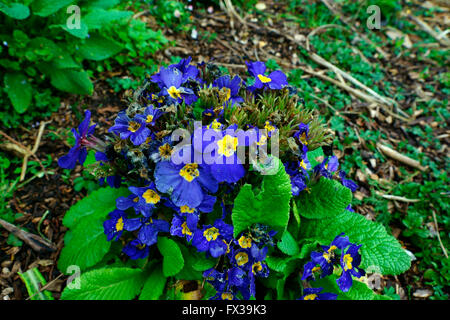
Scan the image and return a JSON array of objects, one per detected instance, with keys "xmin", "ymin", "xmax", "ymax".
[
  {"xmin": 128, "ymin": 121, "xmax": 141, "ymax": 133},
  {"xmin": 252, "ymin": 262, "xmax": 263, "ymax": 274},
  {"xmin": 257, "ymin": 74, "xmax": 272, "ymax": 83},
  {"xmin": 180, "ymin": 205, "xmax": 195, "ymax": 214},
  {"xmin": 235, "ymin": 252, "xmax": 249, "ymax": 266},
  {"xmin": 159, "ymin": 143, "xmax": 173, "ymax": 159},
  {"xmin": 300, "ymin": 159, "xmax": 308, "ymax": 170},
  {"xmin": 238, "ymin": 236, "xmax": 252, "ymax": 249},
  {"xmin": 142, "ymin": 189, "xmax": 160, "ymax": 204},
  {"xmin": 217, "ymin": 135, "xmax": 238, "ymax": 157},
  {"xmin": 207, "ymin": 119, "xmax": 222, "ymax": 130},
  {"xmin": 203, "ymin": 227, "xmax": 220, "ymax": 241},
  {"xmin": 146, "ymin": 115, "xmax": 154, "ymax": 123},
  {"xmin": 304, "ymin": 294, "xmax": 318, "ymax": 300},
  {"xmin": 312, "ymin": 266, "xmax": 321, "ymax": 273},
  {"xmin": 168, "ymin": 86, "xmax": 182, "ymax": 99},
  {"xmin": 300, "ymin": 132, "xmax": 308, "ymax": 145},
  {"xmin": 115, "ymin": 217, "xmax": 124, "ymax": 232},
  {"xmin": 181, "ymin": 222, "xmax": 192, "ymax": 236},
  {"xmin": 133, "ymin": 197, "xmax": 139, "ymax": 203},
  {"xmin": 343, "ymin": 254, "xmax": 353, "ymax": 271},
  {"xmin": 264, "ymin": 121, "xmax": 275, "ymax": 134},
  {"xmin": 179, "ymin": 163, "xmax": 200, "ymax": 182},
  {"xmin": 222, "ymin": 87, "xmax": 231, "ymax": 101},
  {"xmin": 221, "ymin": 293, "xmax": 233, "ymax": 300},
  {"xmin": 322, "ymin": 245, "xmax": 337, "ymax": 262}
]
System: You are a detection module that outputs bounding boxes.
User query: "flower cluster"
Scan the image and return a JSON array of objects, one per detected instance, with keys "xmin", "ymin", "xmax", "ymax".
[
  {"xmin": 58, "ymin": 57, "xmax": 355, "ymax": 300},
  {"xmin": 302, "ymin": 233, "xmax": 366, "ymax": 293}
]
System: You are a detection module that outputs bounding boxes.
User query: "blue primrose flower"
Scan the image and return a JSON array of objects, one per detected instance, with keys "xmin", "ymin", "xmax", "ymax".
[
  {"xmin": 123, "ymin": 217, "xmax": 170, "ymax": 246},
  {"xmin": 154, "ymin": 145, "xmax": 218, "ymax": 208},
  {"xmin": 339, "ymin": 171, "xmax": 358, "ymax": 192},
  {"xmin": 298, "ymin": 287, "xmax": 338, "ymax": 300},
  {"xmin": 143, "ymin": 105, "xmax": 164, "ymax": 126},
  {"xmin": 103, "ymin": 209, "xmax": 127, "ymax": 241},
  {"xmin": 151, "ymin": 67, "xmax": 197, "ymax": 105},
  {"xmin": 192, "ymin": 219, "xmax": 233, "ymax": 258},
  {"xmin": 245, "ymin": 61, "xmax": 288, "ymax": 91},
  {"xmin": 108, "ymin": 111, "xmax": 151, "ymax": 146},
  {"xmin": 293, "ymin": 123, "xmax": 310, "ymax": 146},
  {"xmin": 337, "ymin": 244, "xmax": 365, "ymax": 292},
  {"xmin": 116, "ymin": 183, "xmax": 162, "ymax": 217},
  {"xmin": 122, "ymin": 239, "xmax": 150, "ymax": 260},
  {"xmin": 171, "ymin": 56, "xmax": 201, "ymax": 83},
  {"xmin": 303, "ymin": 232, "xmax": 351, "ymax": 279},
  {"xmin": 58, "ymin": 110, "xmax": 97, "ymax": 169},
  {"xmin": 213, "ymin": 75, "xmax": 244, "ymax": 107},
  {"xmin": 314, "ymin": 155, "xmax": 339, "ymax": 179}
]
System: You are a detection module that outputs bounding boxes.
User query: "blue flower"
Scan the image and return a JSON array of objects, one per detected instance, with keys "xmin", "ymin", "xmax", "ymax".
[
  {"xmin": 123, "ymin": 217, "xmax": 170, "ymax": 246},
  {"xmin": 339, "ymin": 171, "xmax": 358, "ymax": 192},
  {"xmin": 192, "ymin": 219, "xmax": 233, "ymax": 258},
  {"xmin": 200, "ymin": 124, "xmax": 246, "ymax": 184},
  {"xmin": 116, "ymin": 183, "xmax": 162, "ymax": 217},
  {"xmin": 171, "ymin": 56, "xmax": 200, "ymax": 83},
  {"xmin": 122, "ymin": 239, "xmax": 150, "ymax": 260},
  {"xmin": 143, "ymin": 105, "xmax": 164, "ymax": 126},
  {"xmin": 151, "ymin": 67, "xmax": 197, "ymax": 105},
  {"xmin": 301, "ymin": 261, "xmax": 322, "ymax": 281},
  {"xmin": 308, "ymin": 233, "xmax": 351, "ymax": 278},
  {"xmin": 213, "ymin": 75, "xmax": 244, "ymax": 107},
  {"xmin": 299, "ymin": 287, "xmax": 338, "ymax": 300},
  {"xmin": 109, "ymin": 111, "xmax": 151, "ymax": 146},
  {"xmin": 103, "ymin": 210, "xmax": 127, "ymax": 241},
  {"xmin": 314, "ymin": 156, "xmax": 339, "ymax": 179},
  {"xmin": 337, "ymin": 244, "xmax": 365, "ymax": 292},
  {"xmin": 95, "ymin": 151, "xmax": 122, "ymax": 188},
  {"xmin": 293, "ymin": 123, "xmax": 310, "ymax": 146},
  {"xmin": 154, "ymin": 145, "xmax": 218, "ymax": 208},
  {"xmin": 170, "ymin": 214, "xmax": 196, "ymax": 241},
  {"xmin": 58, "ymin": 110, "xmax": 97, "ymax": 169},
  {"xmin": 149, "ymin": 136, "xmax": 174, "ymax": 163},
  {"xmin": 245, "ymin": 61, "xmax": 288, "ymax": 91}
]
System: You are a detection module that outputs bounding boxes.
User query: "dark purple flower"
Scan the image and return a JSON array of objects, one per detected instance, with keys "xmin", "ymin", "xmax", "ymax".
[
  {"xmin": 298, "ymin": 287, "xmax": 338, "ymax": 300},
  {"xmin": 103, "ymin": 210, "xmax": 127, "ymax": 241},
  {"xmin": 151, "ymin": 67, "xmax": 197, "ymax": 105},
  {"xmin": 123, "ymin": 216, "xmax": 170, "ymax": 246},
  {"xmin": 58, "ymin": 110, "xmax": 98, "ymax": 169},
  {"xmin": 337, "ymin": 244, "xmax": 365, "ymax": 292},
  {"xmin": 192, "ymin": 219, "xmax": 233, "ymax": 258},
  {"xmin": 339, "ymin": 171, "xmax": 358, "ymax": 192},
  {"xmin": 109, "ymin": 111, "xmax": 151, "ymax": 146},
  {"xmin": 213, "ymin": 75, "xmax": 244, "ymax": 107},
  {"xmin": 122, "ymin": 239, "xmax": 150, "ymax": 260},
  {"xmin": 245, "ymin": 61, "xmax": 287, "ymax": 91}
]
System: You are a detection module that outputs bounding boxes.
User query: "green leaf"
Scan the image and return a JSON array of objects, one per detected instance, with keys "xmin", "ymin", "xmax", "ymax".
[
  {"xmin": 306, "ymin": 147, "xmax": 324, "ymax": 168},
  {"xmin": 232, "ymin": 157, "xmax": 292, "ymax": 238},
  {"xmin": 61, "ymin": 21, "xmax": 89, "ymax": 39},
  {"xmin": 296, "ymin": 177, "xmax": 352, "ymax": 219},
  {"xmin": 78, "ymin": 34, "xmax": 123, "ymax": 61},
  {"xmin": 63, "ymin": 187, "xmax": 129, "ymax": 229},
  {"xmin": 61, "ymin": 267, "xmax": 144, "ymax": 300},
  {"xmin": 277, "ymin": 231, "xmax": 299, "ymax": 256},
  {"xmin": 157, "ymin": 237, "xmax": 184, "ymax": 277},
  {"xmin": 89, "ymin": 0, "xmax": 120, "ymax": 9},
  {"xmin": 48, "ymin": 68, "xmax": 93, "ymax": 95},
  {"xmin": 300, "ymin": 210, "xmax": 411, "ymax": 275},
  {"xmin": 4, "ymin": 73, "xmax": 32, "ymax": 113},
  {"xmin": 191, "ymin": 251, "xmax": 216, "ymax": 272},
  {"xmin": 139, "ymin": 265, "xmax": 167, "ymax": 300},
  {"xmin": 51, "ymin": 51, "xmax": 80, "ymax": 69},
  {"xmin": 18, "ymin": 268, "xmax": 54, "ymax": 300},
  {"xmin": 84, "ymin": 9, "xmax": 133, "ymax": 29},
  {"xmin": 0, "ymin": 3, "xmax": 30, "ymax": 20},
  {"xmin": 32, "ymin": 0, "xmax": 74, "ymax": 17},
  {"xmin": 58, "ymin": 217, "xmax": 111, "ymax": 272},
  {"xmin": 310, "ymin": 275, "xmax": 392, "ymax": 300}
]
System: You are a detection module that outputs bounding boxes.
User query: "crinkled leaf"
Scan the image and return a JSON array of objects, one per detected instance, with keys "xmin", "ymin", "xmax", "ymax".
[
  {"xmin": 310, "ymin": 274, "xmax": 392, "ymax": 300},
  {"xmin": 232, "ymin": 157, "xmax": 292, "ymax": 238},
  {"xmin": 300, "ymin": 210, "xmax": 411, "ymax": 275},
  {"xmin": 306, "ymin": 147, "xmax": 324, "ymax": 168},
  {"xmin": 58, "ymin": 217, "xmax": 111, "ymax": 272},
  {"xmin": 157, "ymin": 237, "xmax": 184, "ymax": 277},
  {"xmin": 63, "ymin": 187, "xmax": 129, "ymax": 229},
  {"xmin": 84, "ymin": 9, "xmax": 133, "ymax": 29},
  {"xmin": 61, "ymin": 267, "xmax": 144, "ymax": 300},
  {"xmin": 277, "ymin": 231, "xmax": 299, "ymax": 256},
  {"xmin": 296, "ymin": 177, "xmax": 352, "ymax": 219},
  {"xmin": 139, "ymin": 265, "xmax": 167, "ymax": 300},
  {"xmin": 48, "ymin": 68, "xmax": 93, "ymax": 94}
]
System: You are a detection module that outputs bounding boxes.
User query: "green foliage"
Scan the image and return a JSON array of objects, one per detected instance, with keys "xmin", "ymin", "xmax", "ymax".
[
  {"xmin": 232, "ymin": 157, "xmax": 292, "ymax": 238},
  {"xmin": 301, "ymin": 209, "xmax": 411, "ymax": 275},
  {"xmin": 296, "ymin": 177, "xmax": 352, "ymax": 219},
  {"xmin": 139, "ymin": 265, "xmax": 167, "ymax": 300},
  {"xmin": 157, "ymin": 237, "xmax": 184, "ymax": 277},
  {"xmin": 58, "ymin": 187, "xmax": 129, "ymax": 272},
  {"xmin": 311, "ymin": 274, "xmax": 392, "ymax": 300},
  {"xmin": 0, "ymin": 0, "xmax": 168, "ymax": 127},
  {"xmin": 18, "ymin": 267, "xmax": 54, "ymax": 300},
  {"xmin": 61, "ymin": 267, "xmax": 144, "ymax": 300}
]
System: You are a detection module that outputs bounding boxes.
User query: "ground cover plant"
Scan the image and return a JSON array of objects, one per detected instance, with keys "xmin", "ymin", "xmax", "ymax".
[{"xmin": 0, "ymin": 0, "xmax": 448, "ymax": 301}]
